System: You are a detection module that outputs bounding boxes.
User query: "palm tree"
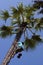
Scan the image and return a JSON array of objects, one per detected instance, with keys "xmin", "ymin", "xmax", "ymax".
[{"xmin": 0, "ymin": 1, "xmax": 43, "ymax": 65}]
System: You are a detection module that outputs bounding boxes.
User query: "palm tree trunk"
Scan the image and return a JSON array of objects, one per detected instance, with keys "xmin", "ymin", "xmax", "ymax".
[{"xmin": 1, "ymin": 27, "xmax": 25, "ymax": 65}]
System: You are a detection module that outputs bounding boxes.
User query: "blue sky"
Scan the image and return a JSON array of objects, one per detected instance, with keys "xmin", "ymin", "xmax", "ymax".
[{"xmin": 0, "ymin": 0, "xmax": 43, "ymax": 65}]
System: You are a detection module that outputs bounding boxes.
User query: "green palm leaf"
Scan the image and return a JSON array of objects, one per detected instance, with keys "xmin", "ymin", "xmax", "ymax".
[
  {"xmin": 0, "ymin": 10, "xmax": 10, "ymax": 22},
  {"xmin": 11, "ymin": 7, "xmax": 19, "ymax": 18},
  {"xmin": 17, "ymin": 3, "xmax": 24, "ymax": 14},
  {"xmin": 0, "ymin": 25, "xmax": 13, "ymax": 38},
  {"xmin": 34, "ymin": 1, "xmax": 43, "ymax": 8},
  {"xmin": 25, "ymin": 6, "xmax": 37, "ymax": 19},
  {"xmin": 35, "ymin": 18, "xmax": 43, "ymax": 31},
  {"xmin": 24, "ymin": 38, "xmax": 36, "ymax": 50}
]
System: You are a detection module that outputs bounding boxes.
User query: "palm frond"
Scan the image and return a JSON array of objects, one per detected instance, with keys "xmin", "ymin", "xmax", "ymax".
[
  {"xmin": 32, "ymin": 35, "xmax": 42, "ymax": 42},
  {"xmin": 35, "ymin": 18, "xmax": 43, "ymax": 31},
  {"xmin": 25, "ymin": 6, "xmax": 37, "ymax": 19},
  {"xmin": 17, "ymin": 3, "xmax": 24, "ymax": 14},
  {"xmin": 11, "ymin": 20, "xmax": 18, "ymax": 25},
  {"xmin": 33, "ymin": 1, "xmax": 43, "ymax": 9},
  {"xmin": 0, "ymin": 25, "xmax": 13, "ymax": 38},
  {"xmin": 0, "ymin": 10, "xmax": 10, "ymax": 22},
  {"xmin": 11, "ymin": 7, "xmax": 19, "ymax": 18},
  {"xmin": 24, "ymin": 38, "xmax": 36, "ymax": 50}
]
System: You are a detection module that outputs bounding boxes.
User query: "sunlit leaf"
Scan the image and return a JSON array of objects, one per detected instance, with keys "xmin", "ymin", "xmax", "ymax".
[
  {"xmin": 11, "ymin": 7, "xmax": 19, "ymax": 18},
  {"xmin": 17, "ymin": 3, "xmax": 24, "ymax": 14},
  {"xmin": 25, "ymin": 6, "xmax": 34, "ymax": 18}
]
